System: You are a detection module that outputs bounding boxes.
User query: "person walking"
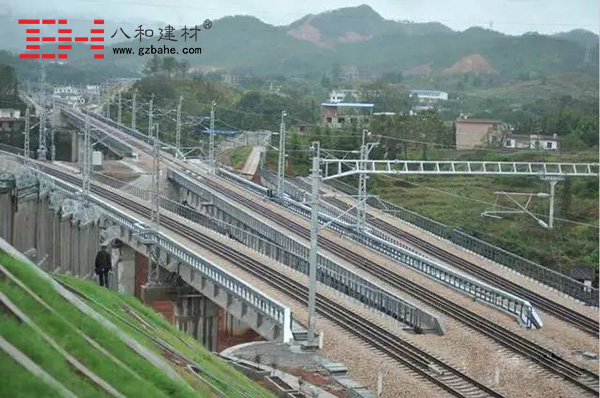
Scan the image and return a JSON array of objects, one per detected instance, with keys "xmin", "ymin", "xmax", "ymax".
[{"xmin": 94, "ymin": 245, "xmax": 112, "ymax": 288}]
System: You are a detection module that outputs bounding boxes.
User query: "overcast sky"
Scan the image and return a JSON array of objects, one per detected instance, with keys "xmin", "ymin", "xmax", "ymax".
[{"xmin": 2, "ymin": 0, "xmax": 598, "ymax": 35}]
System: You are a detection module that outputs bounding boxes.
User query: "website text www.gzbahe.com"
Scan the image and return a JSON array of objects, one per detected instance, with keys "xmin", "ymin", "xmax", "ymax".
[{"xmin": 112, "ymin": 44, "xmax": 201, "ymax": 56}]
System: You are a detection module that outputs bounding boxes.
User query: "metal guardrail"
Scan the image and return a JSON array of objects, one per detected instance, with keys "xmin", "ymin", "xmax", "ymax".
[
  {"xmin": 0, "ymin": 143, "xmax": 35, "ymax": 159},
  {"xmin": 84, "ymin": 110, "xmax": 193, "ymax": 159},
  {"xmin": 15, "ymin": 166, "xmax": 293, "ymax": 342},
  {"xmin": 42, "ymin": 104, "xmax": 592, "ymax": 309},
  {"xmin": 449, "ymin": 229, "xmax": 599, "ymax": 307},
  {"xmin": 60, "ymin": 108, "xmax": 134, "ymax": 158},
  {"xmin": 169, "ymin": 169, "xmax": 443, "ymax": 333},
  {"xmin": 325, "ymin": 178, "xmax": 599, "ymax": 307},
  {"xmin": 226, "ymin": 169, "xmax": 542, "ymax": 327}
]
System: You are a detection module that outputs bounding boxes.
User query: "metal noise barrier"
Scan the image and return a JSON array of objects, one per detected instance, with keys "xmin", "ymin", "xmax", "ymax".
[
  {"xmin": 257, "ymin": 169, "xmax": 540, "ymax": 327},
  {"xmin": 169, "ymin": 169, "xmax": 444, "ymax": 334},
  {"xmin": 323, "ymin": 176, "xmax": 599, "ymax": 307}
]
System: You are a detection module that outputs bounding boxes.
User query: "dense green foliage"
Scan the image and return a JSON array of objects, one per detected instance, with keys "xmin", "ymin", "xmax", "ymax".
[
  {"xmin": 4, "ymin": 6, "xmax": 597, "ymax": 84},
  {"xmin": 370, "ymin": 111, "xmax": 454, "ymax": 158},
  {"xmin": 0, "ymin": 64, "xmax": 18, "ymax": 104}
]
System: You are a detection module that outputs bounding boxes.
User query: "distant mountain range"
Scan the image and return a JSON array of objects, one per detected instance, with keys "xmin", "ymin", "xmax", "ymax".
[{"xmin": 2, "ymin": 4, "xmax": 598, "ymax": 81}]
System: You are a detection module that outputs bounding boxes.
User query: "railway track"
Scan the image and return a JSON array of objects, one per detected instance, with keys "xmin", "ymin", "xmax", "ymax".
[
  {"xmin": 40, "ymin": 165, "xmax": 503, "ymax": 398},
  {"xmin": 289, "ymin": 176, "xmax": 600, "ymax": 337},
  {"xmin": 52, "ymin": 113, "xmax": 599, "ymax": 393},
  {"xmin": 195, "ymin": 175, "xmax": 599, "ymax": 395}
]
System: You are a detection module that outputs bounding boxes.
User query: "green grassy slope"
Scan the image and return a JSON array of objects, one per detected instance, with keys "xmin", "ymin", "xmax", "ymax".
[{"xmin": 0, "ymin": 250, "xmax": 274, "ymax": 398}]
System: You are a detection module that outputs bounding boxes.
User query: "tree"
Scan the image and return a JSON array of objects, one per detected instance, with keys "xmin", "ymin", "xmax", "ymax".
[
  {"xmin": 162, "ymin": 56, "xmax": 177, "ymax": 77},
  {"xmin": 381, "ymin": 71, "xmax": 403, "ymax": 84},
  {"xmin": 142, "ymin": 55, "xmax": 162, "ymax": 75},
  {"xmin": 0, "ymin": 64, "xmax": 18, "ymax": 102},
  {"xmin": 177, "ymin": 60, "xmax": 189, "ymax": 80},
  {"xmin": 331, "ymin": 62, "xmax": 342, "ymax": 86}
]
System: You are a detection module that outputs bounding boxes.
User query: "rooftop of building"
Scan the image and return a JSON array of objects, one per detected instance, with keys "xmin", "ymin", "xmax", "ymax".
[
  {"xmin": 321, "ymin": 102, "xmax": 374, "ymax": 108},
  {"xmin": 507, "ymin": 133, "xmax": 560, "ymax": 141},
  {"xmin": 410, "ymin": 90, "xmax": 448, "ymax": 95},
  {"xmin": 456, "ymin": 118, "xmax": 503, "ymax": 125}
]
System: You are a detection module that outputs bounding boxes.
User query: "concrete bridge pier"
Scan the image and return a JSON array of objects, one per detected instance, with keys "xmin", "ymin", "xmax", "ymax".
[
  {"xmin": 116, "ymin": 244, "xmax": 136, "ymax": 295},
  {"xmin": 56, "ymin": 215, "xmax": 99, "ymax": 278},
  {"xmin": 0, "ymin": 192, "xmax": 15, "ymax": 244},
  {"xmin": 12, "ymin": 199, "xmax": 38, "ymax": 258},
  {"xmin": 174, "ymin": 295, "xmax": 219, "ymax": 352},
  {"xmin": 0, "ymin": 189, "xmax": 102, "ymax": 279},
  {"xmin": 180, "ymin": 187, "xmax": 215, "ymax": 217},
  {"xmin": 71, "ymin": 131, "xmax": 81, "ymax": 163}
]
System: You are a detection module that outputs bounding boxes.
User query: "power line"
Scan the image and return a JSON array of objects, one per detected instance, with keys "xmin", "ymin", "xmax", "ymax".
[{"xmin": 379, "ymin": 175, "xmax": 599, "ymax": 228}]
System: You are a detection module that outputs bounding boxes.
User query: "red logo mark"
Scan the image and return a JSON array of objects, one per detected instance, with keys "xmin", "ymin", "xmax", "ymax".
[{"xmin": 19, "ymin": 18, "xmax": 104, "ymax": 60}]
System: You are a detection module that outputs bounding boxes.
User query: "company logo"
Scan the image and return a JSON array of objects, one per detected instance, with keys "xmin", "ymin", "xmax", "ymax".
[
  {"xmin": 19, "ymin": 19, "xmax": 212, "ymax": 60},
  {"xmin": 19, "ymin": 19, "xmax": 105, "ymax": 60}
]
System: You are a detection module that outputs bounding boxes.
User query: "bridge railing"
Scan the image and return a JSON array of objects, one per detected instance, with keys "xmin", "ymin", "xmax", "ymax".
[
  {"xmin": 23, "ymin": 166, "xmax": 294, "ymax": 342},
  {"xmin": 218, "ymin": 168, "xmax": 541, "ymax": 327},
  {"xmin": 0, "ymin": 143, "xmax": 35, "ymax": 159},
  {"xmin": 450, "ymin": 229, "xmax": 599, "ymax": 307},
  {"xmin": 168, "ymin": 169, "xmax": 443, "ymax": 334},
  {"xmin": 312, "ymin": 177, "xmax": 599, "ymax": 307},
  {"xmin": 87, "ymin": 167, "xmax": 443, "ymax": 333}
]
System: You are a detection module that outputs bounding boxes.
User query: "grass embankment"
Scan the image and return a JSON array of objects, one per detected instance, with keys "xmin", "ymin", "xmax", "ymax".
[
  {"xmin": 229, "ymin": 146, "xmax": 253, "ymax": 170},
  {"xmin": 370, "ymin": 150, "xmax": 599, "ymax": 273},
  {"xmin": 0, "ymin": 250, "xmax": 274, "ymax": 398}
]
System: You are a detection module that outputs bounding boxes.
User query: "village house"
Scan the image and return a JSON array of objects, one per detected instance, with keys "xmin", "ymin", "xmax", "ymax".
[
  {"xmin": 455, "ymin": 117, "xmax": 506, "ymax": 149},
  {"xmin": 0, "ymin": 109, "xmax": 22, "ymax": 133},
  {"xmin": 503, "ymin": 134, "xmax": 560, "ymax": 151},
  {"xmin": 410, "ymin": 90, "xmax": 448, "ymax": 111},
  {"xmin": 321, "ymin": 102, "xmax": 374, "ymax": 128}
]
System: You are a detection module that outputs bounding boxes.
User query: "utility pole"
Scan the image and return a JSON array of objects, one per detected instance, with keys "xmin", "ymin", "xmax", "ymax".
[
  {"xmin": 37, "ymin": 61, "xmax": 47, "ymax": 160},
  {"xmin": 147, "ymin": 94, "xmax": 154, "ymax": 142},
  {"xmin": 176, "ymin": 95, "xmax": 182, "ymax": 157},
  {"xmin": 117, "ymin": 91, "xmax": 122, "ymax": 129},
  {"xmin": 96, "ymin": 84, "xmax": 101, "ymax": 109},
  {"xmin": 307, "ymin": 141, "xmax": 320, "ymax": 348},
  {"xmin": 23, "ymin": 106, "xmax": 30, "ymax": 161},
  {"xmin": 49, "ymin": 97, "xmax": 55, "ymax": 161},
  {"xmin": 149, "ymin": 122, "xmax": 161, "ymax": 284},
  {"xmin": 106, "ymin": 95, "xmax": 111, "ymax": 119},
  {"xmin": 131, "ymin": 90, "xmax": 137, "ymax": 131},
  {"xmin": 82, "ymin": 114, "xmax": 91, "ymax": 198},
  {"xmin": 208, "ymin": 101, "xmax": 215, "ymax": 170},
  {"xmin": 277, "ymin": 110, "xmax": 287, "ymax": 198},
  {"xmin": 545, "ymin": 177, "xmax": 563, "ymax": 229},
  {"xmin": 357, "ymin": 129, "xmax": 376, "ymax": 231}
]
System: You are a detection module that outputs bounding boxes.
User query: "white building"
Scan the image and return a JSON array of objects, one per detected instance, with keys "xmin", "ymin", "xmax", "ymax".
[
  {"xmin": 410, "ymin": 90, "xmax": 448, "ymax": 102},
  {"xmin": 410, "ymin": 90, "xmax": 448, "ymax": 111},
  {"xmin": 503, "ymin": 134, "xmax": 560, "ymax": 151},
  {"xmin": 0, "ymin": 109, "xmax": 21, "ymax": 119}
]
